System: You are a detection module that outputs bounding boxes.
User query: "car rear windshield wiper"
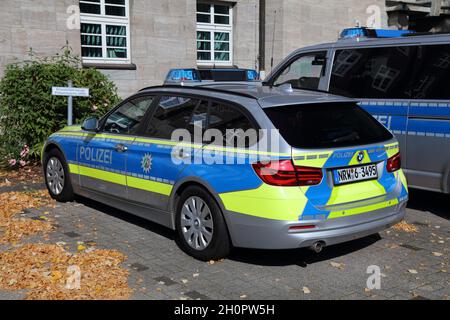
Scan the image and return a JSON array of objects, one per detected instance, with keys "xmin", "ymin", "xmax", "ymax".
[{"xmin": 331, "ymin": 131, "xmax": 359, "ymax": 143}]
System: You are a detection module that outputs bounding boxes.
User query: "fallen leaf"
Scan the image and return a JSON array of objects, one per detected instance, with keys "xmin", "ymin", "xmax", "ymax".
[
  {"xmin": 77, "ymin": 244, "xmax": 86, "ymax": 252},
  {"xmin": 302, "ymin": 286, "xmax": 311, "ymax": 294},
  {"xmin": 330, "ymin": 261, "xmax": 345, "ymax": 269},
  {"xmin": 392, "ymin": 221, "xmax": 418, "ymax": 233}
]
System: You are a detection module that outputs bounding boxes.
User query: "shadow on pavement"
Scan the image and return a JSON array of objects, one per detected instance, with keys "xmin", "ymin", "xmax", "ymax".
[
  {"xmin": 75, "ymin": 195, "xmax": 383, "ymax": 266},
  {"xmin": 407, "ymin": 189, "xmax": 449, "ymax": 220},
  {"xmin": 229, "ymin": 234, "xmax": 381, "ymax": 267}
]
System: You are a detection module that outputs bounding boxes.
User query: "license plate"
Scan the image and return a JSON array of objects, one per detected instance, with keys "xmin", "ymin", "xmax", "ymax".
[{"xmin": 333, "ymin": 164, "xmax": 378, "ymax": 185}]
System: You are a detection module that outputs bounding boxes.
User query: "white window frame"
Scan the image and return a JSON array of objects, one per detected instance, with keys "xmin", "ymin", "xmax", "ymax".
[
  {"xmin": 196, "ymin": 2, "xmax": 233, "ymax": 67},
  {"xmin": 80, "ymin": 0, "xmax": 131, "ymax": 64}
]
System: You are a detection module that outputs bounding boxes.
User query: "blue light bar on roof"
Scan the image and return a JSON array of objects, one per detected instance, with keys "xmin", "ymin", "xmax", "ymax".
[
  {"xmin": 339, "ymin": 27, "xmax": 414, "ymax": 40},
  {"xmin": 374, "ymin": 29, "xmax": 414, "ymax": 38},
  {"xmin": 165, "ymin": 69, "xmax": 200, "ymax": 83},
  {"xmin": 246, "ymin": 70, "xmax": 260, "ymax": 81}
]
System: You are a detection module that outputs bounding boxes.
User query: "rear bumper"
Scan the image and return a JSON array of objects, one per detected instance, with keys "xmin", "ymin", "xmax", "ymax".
[{"xmin": 224, "ymin": 201, "xmax": 407, "ymax": 249}]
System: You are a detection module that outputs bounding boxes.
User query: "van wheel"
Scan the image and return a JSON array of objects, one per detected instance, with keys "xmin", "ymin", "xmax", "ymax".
[
  {"xmin": 43, "ymin": 148, "xmax": 74, "ymax": 202},
  {"xmin": 175, "ymin": 186, "xmax": 231, "ymax": 261}
]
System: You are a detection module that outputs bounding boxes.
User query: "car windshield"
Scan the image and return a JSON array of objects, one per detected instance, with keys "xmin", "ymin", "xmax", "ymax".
[{"xmin": 264, "ymin": 102, "xmax": 393, "ymax": 149}]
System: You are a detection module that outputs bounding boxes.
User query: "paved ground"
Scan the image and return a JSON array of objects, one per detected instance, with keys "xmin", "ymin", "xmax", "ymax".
[{"xmin": 0, "ymin": 188, "xmax": 448, "ymax": 300}]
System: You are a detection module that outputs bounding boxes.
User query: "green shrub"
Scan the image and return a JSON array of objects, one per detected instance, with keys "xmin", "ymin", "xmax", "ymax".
[{"xmin": 0, "ymin": 46, "xmax": 120, "ymax": 168}]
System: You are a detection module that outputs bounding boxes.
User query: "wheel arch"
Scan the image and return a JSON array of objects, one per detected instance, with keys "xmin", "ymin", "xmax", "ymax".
[
  {"xmin": 170, "ymin": 178, "xmax": 227, "ymax": 214},
  {"xmin": 169, "ymin": 178, "xmax": 231, "ymax": 232},
  {"xmin": 42, "ymin": 141, "xmax": 68, "ymax": 164}
]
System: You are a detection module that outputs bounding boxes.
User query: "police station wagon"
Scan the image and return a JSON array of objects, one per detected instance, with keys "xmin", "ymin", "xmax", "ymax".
[
  {"xmin": 264, "ymin": 28, "xmax": 450, "ymax": 194},
  {"xmin": 42, "ymin": 84, "xmax": 408, "ymax": 260}
]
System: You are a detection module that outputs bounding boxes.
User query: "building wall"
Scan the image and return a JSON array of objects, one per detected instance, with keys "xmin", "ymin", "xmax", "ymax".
[
  {"xmin": 102, "ymin": 0, "xmax": 198, "ymax": 98},
  {"xmin": 264, "ymin": 0, "xmax": 388, "ymax": 73},
  {"xmin": 0, "ymin": 0, "xmax": 390, "ymax": 98},
  {"xmin": 0, "ymin": 0, "xmax": 81, "ymax": 78},
  {"xmin": 104, "ymin": 0, "xmax": 260, "ymax": 98}
]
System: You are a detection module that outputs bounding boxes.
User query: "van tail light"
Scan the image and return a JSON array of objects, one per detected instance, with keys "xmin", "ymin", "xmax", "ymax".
[
  {"xmin": 387, "ymin": 152, "xmax": 401, "ymax": 173},
  {"xmin": 252, "ymin": 160, "xmax": 323, "ymax": 186}
]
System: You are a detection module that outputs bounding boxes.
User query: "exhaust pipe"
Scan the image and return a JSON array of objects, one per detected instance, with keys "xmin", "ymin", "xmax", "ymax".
[{"xmin": 309, "ymin": 241, "xmax": 325, "ymax": 253}]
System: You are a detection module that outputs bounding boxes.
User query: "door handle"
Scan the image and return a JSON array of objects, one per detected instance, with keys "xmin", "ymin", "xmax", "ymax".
[
  {"xmin": 173, "ymin": 150, "xmax": 191, "ymax": 160},
  {"xmin": 114, "ymin": 144, "xmax": 128, "ymax": 153}
]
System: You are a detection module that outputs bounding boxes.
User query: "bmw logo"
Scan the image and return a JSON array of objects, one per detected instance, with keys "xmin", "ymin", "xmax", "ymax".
[{"xmin": 357, "ymin": 151, "xmax": 365, "ymax": 163}]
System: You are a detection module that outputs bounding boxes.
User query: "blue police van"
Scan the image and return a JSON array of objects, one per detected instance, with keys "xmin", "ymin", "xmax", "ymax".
[{"xmin": 264, "ymin": 27, "xmax": 450, "ymax": 194}]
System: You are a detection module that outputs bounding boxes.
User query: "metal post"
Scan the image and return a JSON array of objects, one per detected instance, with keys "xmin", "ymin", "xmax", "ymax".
[
  {"xmin": 68, "ymin": 80, "xmax": 73, "ymax": 126},
  {"xmin": 258, "ymin": 0, "xmax": 266, "ymax": 75}
]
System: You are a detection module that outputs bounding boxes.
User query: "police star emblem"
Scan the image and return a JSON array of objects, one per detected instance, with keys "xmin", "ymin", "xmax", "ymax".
[{"xmin": 141, "ymin": 153, "xmax": 152, "ymax": 174}]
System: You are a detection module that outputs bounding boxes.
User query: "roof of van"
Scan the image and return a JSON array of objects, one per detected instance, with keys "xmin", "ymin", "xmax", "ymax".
[
  {"xmin": 265, "ymin": 32, "xmax": 450, "ymax": 84},
  {"xmin": 141, "ymin": 84, "xmax": 354, "ymax": 109},
  {"xmin": 285, "ymin": 32, "xmax": 450, "ymax": 54}
]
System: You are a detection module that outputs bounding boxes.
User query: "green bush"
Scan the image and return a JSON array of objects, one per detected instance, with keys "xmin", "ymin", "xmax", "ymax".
[{"xmin": 0, "ymin": 46, "xmax": 120, "ymax": 168}]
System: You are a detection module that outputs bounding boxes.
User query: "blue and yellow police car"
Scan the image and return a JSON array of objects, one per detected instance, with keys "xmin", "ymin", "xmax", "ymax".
[{"xmin": 42, "ymin": 83, "xmax": 408, "ymax": 260}]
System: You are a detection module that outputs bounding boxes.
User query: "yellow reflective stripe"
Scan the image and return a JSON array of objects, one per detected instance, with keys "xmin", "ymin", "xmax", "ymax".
[
  {"xmin": 77, "ymin": 165, "xmax": 126, "ymax": 186},
  {"xmin": 55, "ymin": 132, "xmax": 87, "ymax": 137},
  {"xmin": 219, "ymin": 184, "xmax": 308, "ymax": 221},
  {"xmin": 327, "ymin": 198, "xmax": 399, "ymax": 219},
  {"xmin": 398, "ymin": 170, "xmax": 408, "ymax": 192},
  {"xmin": 56, "ymin": 132, "xmax": 290, "ymax": 157},
  {"xmin": 386, "ymin": 145, "xmax": 400, "ymax": 158},
  {"xmin": 68, "ymin": 163, "xmax": 79, "ymax": 175},
  {"xmin": 61, "ymin": 125, "xmax": 82, "ymax": 132},
  {"xmin": 202, "ymin": 145, "xmax": 290, "ymax": 157},
  {"xmin": 68, "ymin": 164, "xmax": 172, "ymax": 196},
  {"xmin": 94, "ymin": 134, "xmax": 136, "ymax": 141},
  {"xmin": 292, "ymin": 152, "xmax": 333, "ymax": 168},
  {"xmin": 326, "ymin": 180, "xmax": 386, "ymax": 206},
  {"xmin": 127, "ymin": 176, "xmax": 172, "ymax": 196}
]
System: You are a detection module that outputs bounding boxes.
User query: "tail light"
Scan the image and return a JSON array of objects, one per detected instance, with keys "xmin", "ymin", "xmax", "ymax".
[
  {"xmin": 252, "ymin": 160, "xmax": 323, "ymax": 186},
  {"xmin": 387, "ymin": 152, "xmax": 401, "ymax": 172}
]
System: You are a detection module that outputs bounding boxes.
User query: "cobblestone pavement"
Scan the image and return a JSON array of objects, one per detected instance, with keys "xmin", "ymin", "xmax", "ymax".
[{"xmin": 0, "ymin": 188, "xmax": 448, "ymax": 300}]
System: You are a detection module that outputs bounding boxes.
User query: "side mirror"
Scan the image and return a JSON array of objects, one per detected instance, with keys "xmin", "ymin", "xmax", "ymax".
[{"xmin": 81, "ymin": 117, "xmax": 99, "ymax": 132}]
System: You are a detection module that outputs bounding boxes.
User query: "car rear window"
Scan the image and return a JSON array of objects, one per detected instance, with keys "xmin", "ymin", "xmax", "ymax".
[{"xmin": 264, "ymin": 102, "xmax": 393, "ymax": 149}]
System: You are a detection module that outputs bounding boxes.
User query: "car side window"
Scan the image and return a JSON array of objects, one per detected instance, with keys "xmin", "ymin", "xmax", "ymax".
[
  {"xmin": 273, "ymin": 52, "xmax": 327, "ymax": 90},
  {"xmin": 104, "ymin": 96, "xmax": 155, "ymax": 135},
  {"xmin": 208, "ymin": 102, "xmax": 258, "ymax": 148},
  {"xmin": 146, "ymin": 96, "xmax": 200, "ymax": 140},
  {"xmin": 329, "ymin": 46, "xmax": 417, "ymax": 99}
]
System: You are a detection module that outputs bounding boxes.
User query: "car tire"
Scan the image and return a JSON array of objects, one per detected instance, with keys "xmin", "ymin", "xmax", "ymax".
[
  {"xmin": 43, "ymin": 148, "xmax": 75, "ymax": 202},
  {"xmin": 175, "ymin": 186, "xmax": 231, "ymax": 261}
]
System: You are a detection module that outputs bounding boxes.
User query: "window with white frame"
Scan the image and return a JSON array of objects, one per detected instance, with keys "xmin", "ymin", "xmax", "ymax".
[
  {"xmin": 79, "ymin": 0, "xmax": 130, "ymax": 64},
  {"xmin": 196, "ymin": 2, "xmax": 233, "ymax": 66}
]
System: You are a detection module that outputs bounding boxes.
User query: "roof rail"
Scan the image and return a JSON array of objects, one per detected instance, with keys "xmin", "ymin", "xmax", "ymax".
[
  {"xmin": 402, "ymin": 30, "xmax": 450, "ymax": 37},
  {"xmin": 139, "ymin": 85, "xmax": 258, "ymax": 100}
]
